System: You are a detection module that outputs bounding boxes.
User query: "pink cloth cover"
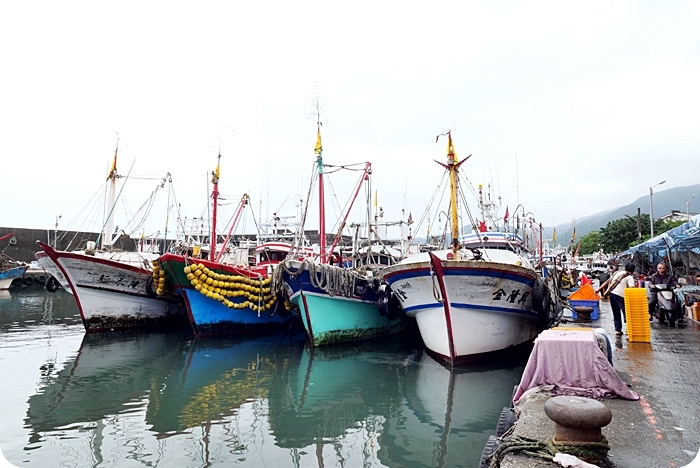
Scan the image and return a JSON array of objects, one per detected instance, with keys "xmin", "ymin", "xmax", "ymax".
[{"xmin": 513, "ymin": 329, "xmax": 640, "ymax": 404}]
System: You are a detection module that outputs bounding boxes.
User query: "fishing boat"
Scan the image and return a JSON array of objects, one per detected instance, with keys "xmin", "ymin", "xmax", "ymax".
[
  {"xmin": 274, "ymin": 117, "xmax": 405, "ymax": 347},
  {"xmin": 253, "ymin": 212, "xmax": 315, "ymax": 272},
  {"xmin": 378, "ymin": 131, "xmax": 555, "ymax": 366},
  {"xmin": 34, "ymin": 141, "xmax": 187, "ymax": 331},
  {"xmin": 157, "ymin": 154, "xmax": 294, "ymax": 336},
  {"xmin": 0, "ymin": 233, "xmax": 29, "ymax": 290}
]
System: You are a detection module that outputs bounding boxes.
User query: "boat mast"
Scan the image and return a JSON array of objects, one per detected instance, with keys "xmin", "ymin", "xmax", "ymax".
[
  {"xmin": 314, "ymin": 104, "xmax": 326, "ymax": 264},
  {"xmin": 447, "ymin": 134, "xmax": 460, "ymax": 250},
  {"xmin": 103, "ymin": 137, "xmax": 119, "ymax": 250},
  {"xmin": 210, "ymin": 154, "xmax": 221, "ymax": 261},
  {"xmin": 435, "ymin": 131, "xmax": 469, "ymax": 253}
]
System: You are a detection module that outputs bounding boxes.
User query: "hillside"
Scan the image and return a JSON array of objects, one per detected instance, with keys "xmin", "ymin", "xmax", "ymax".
[{"xmin": 547, "ymin": 183, "xmax": 700, "ymax": 240}]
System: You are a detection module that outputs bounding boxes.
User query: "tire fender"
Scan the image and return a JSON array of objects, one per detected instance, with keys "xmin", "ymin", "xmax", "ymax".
[{"xmin": 45, "ymin": 276, "xmax": 60, "ymax": 293}]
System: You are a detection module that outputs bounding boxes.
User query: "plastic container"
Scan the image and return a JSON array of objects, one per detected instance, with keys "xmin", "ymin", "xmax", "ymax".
[
  {"xmin": 568, "ymin": 283, "xmax": 601, "ymax": 301},
  {"xmin": 624, "ymin": 288, "xmax": 651, "ymax": 343},
  {"xmin": 570, "ymin": 299, "xmax": 600, "ymax": 320}
]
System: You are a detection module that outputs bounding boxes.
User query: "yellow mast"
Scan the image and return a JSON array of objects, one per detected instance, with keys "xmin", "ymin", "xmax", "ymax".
[
  {"xmin": 446, "ymin": 133, "xmax": 460, "ymax": 251},
  {"xmin": 436, "ymin": 131, "xmax": 470, "ymax": 254}
]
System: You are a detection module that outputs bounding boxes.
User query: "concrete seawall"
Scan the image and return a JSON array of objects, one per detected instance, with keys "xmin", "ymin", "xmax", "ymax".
[{"xmin": 0, "ymin": 227, "xmax": 132, "ymax": 263}]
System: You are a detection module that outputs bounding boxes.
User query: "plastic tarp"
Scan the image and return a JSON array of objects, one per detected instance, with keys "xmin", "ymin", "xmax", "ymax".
[{"xmin": 615, "ymin": 214, "xmax": 700, "ymax": 262}]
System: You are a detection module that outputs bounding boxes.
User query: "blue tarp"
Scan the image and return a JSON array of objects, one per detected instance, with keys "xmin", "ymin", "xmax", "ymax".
[{"xmin": 615, "ymin": 214, "xmax": 700, "ymax": 263}]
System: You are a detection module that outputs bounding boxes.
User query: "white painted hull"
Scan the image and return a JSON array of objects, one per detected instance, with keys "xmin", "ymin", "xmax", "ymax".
[
  {"xmin": 37, "ymin": 242, "xmax": 185, "ymax": 331},
  {"xmin": 381, "ymin": 249, "xmax": 541, "ymax": 364}
]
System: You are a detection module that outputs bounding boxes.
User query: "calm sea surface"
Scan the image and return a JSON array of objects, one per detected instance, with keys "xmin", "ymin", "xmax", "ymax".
[{"xmin": 0, "ymin": 288, "xmax": 527, "ymax": 468}]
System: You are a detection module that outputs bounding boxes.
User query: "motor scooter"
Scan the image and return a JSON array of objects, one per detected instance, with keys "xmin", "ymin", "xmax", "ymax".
[{"xmin": 649, "ymin": 283, "xmax": 683, "ymax": 327}]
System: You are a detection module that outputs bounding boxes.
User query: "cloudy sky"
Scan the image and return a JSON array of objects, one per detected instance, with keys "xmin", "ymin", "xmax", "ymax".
[{"xmin": 2, "ymin": 1, "xmax": 700, "ymax": 240}]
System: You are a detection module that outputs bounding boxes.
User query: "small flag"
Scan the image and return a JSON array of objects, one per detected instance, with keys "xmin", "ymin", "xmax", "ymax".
[
  {"xmin": 212, "ymin": 154, "xmax": 221, "ymax": 184},
  {"xmin": 408, "ymin": 212, "xmax": 413, "ymax": 224},
  {"xmin": 503, "ymin": 206, "xmax": 509, "ymax": 223},
  {"xmin": 553, "ymin": 228, "xmax": 557, "ymax": 242},
  {"xmin": 571, "ymin": 228, "xmax": 576, "ymax": 242},
  {"xmin": 314, "ymin": 128, "xmax": 322, "ymax": 155},
  {"xmin": 107, "ymin": 144, "xmax": 118, "ymax": 180}
]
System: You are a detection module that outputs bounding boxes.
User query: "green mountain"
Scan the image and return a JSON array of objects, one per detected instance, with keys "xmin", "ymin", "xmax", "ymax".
[{"xmin": 547, "ymin": 184, "xmax": 700, "ymax": 240}]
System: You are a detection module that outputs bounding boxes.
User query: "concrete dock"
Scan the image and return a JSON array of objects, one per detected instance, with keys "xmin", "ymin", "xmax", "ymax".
[{"xmin": 493, "ymin": 296, "xmax": 700, "ymax": 468}]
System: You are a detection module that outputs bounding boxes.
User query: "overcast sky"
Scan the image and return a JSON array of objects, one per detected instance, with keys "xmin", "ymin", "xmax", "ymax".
[{"xmin": 3, "ymin": 1, "xmax": 700, "ymax": 240}]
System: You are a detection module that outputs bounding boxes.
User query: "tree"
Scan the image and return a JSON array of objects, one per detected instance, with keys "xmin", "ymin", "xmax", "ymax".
[
  {"xmin": 599, "ymin": 217, "xmax": 641, "ymax": 253},
  {"xmin": 657, "ymin": 219, "xmax": 684, "ymax": 234},
  {"xmin": 578, "ymin": 231, "xmax": 602, "ymax": 255},
  {"xmin": 597, "ymin": 216, "xmax": 684, "ymax": 254}
]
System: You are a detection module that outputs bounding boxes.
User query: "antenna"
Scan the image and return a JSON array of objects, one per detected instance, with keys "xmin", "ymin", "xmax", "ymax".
[{"xmin": 515, "ymin": 150, "xmax": 519, "ymax": 206}]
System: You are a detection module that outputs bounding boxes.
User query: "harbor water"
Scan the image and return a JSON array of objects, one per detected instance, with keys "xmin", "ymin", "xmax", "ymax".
[{"xmin": 0, "ymin": 288, "xmax": 528, "ymax": 468}]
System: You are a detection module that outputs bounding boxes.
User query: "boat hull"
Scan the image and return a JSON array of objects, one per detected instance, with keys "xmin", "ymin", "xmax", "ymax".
[
  {"xmin": 381, "ymin": 254, "xmax": 541, "ymax": 364},
  {"xmin": 37, "ymin": 242, "xmax": 186, "ymax": 332},
  {"xmin": 158, "ymin": 253, "xmax": 291, "ymax": 336},
  {"xmin": 0, "ymin": 265, "xmax": 28, "ymax": 290},
  {"xmin": 279, "ymin": 261, "xmax": 405, "ymax": 347}
]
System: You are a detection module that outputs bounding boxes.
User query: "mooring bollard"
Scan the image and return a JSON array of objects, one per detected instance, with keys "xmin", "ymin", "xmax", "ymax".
[{"xmin": 544, "ymin": 395, "xmax": 612, "ymax": 463}]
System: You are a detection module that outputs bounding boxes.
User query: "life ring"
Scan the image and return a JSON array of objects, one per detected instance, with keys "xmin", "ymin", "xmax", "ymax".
[
  {"xmin": 45, "ymin": 276, "xmax": 60, "ymax": 293},
  {"xmin": 23, "ymin": 276, "xmax": 33, "ymax": 286},
  {"xmin": 145, "ymin": 277, "xmax": 157, "ymax": 297}
]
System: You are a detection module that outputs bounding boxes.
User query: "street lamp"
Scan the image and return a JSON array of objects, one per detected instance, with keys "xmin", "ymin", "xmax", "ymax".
[
  {"xmin": 687, "ymin": 193, "xmax": 696, "ymax": 220},
  {"xmin": 649, "ymin": 180, "xmax": 665, "ymax": 238},
  {"xmin": 54, "ymin": 215, "xmax": 62, "ymax": 248}
]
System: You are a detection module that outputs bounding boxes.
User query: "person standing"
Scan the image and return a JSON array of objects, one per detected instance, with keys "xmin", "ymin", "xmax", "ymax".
[{"xmin": 596, "ymin": 263, "xmax": 636, "ymax": 336}]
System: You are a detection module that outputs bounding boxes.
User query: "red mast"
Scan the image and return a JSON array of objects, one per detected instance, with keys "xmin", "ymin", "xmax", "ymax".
[{"xmin": 314, "ymin": 113, "xmax": 326, "ymax": 264}]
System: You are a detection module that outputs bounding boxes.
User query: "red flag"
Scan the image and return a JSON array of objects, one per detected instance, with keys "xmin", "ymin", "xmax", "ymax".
[
  {"xmin": 503, "ymin": 206, "xmax": 509, "ymax": 223},
  {"xmin": 478, "ymin": 221, "xmax": 487, "ymax": 232}
]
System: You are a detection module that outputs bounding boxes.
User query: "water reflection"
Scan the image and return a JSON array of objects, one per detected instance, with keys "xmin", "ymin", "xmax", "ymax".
[
  {"xmin": 0, "ymin": 288, "xmax": 82, "ymax": 331},
  {"xmin": 20, "ymin": 307, "xmax": 525, "ymax": 467},
  {"xmin": 270, "ymin": 339, "xmax": 526, "ymax": 468},
  {"xmin": 147, "ymin": 330, "xmax": 307, "ymax": 436},
  {"xmin": 25, "ymin": 330, "xmax": 192, "ymax": 444},
  {"xmin": 390, "ymin": 354, "xmax": 525, "ymax": 467}
]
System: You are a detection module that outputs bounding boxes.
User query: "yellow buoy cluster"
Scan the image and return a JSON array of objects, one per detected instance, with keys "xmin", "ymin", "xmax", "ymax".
[
  {"xmin": 184, "ymin": 263, "xmax": 276, "ymax": 312},
  {"xmin": 151, "ymin": 259, "xmax": 173, "ymax": 296}
]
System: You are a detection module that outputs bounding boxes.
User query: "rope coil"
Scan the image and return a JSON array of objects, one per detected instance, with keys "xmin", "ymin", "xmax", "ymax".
[
  {"xmin": 274, "ymin": 259, "xmax": 367, "ymax": 298},
  {"xmin": 487, "ymin": 435, "xmax": 610, "ymax": 468}
]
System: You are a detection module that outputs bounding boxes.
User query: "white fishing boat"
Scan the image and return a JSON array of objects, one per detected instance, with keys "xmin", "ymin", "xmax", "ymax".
[
  {"xmin": 379, "ymin": 132, "xmax": 555, "ymax": 366},
  {"xmin": 35, "ymin": 140, "xmax": 187, "ymax": 331}
]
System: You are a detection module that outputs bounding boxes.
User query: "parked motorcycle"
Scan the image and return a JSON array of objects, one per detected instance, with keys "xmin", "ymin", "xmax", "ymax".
[{"xmin": 649, "ymin": 283, "xmax": 683, "ymax": 327}]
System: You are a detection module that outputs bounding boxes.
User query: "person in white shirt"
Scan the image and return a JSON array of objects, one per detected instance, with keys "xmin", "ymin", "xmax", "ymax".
[{"xmin": 596, "ymin": 263, "xmax": 636, "ymax": 336}]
